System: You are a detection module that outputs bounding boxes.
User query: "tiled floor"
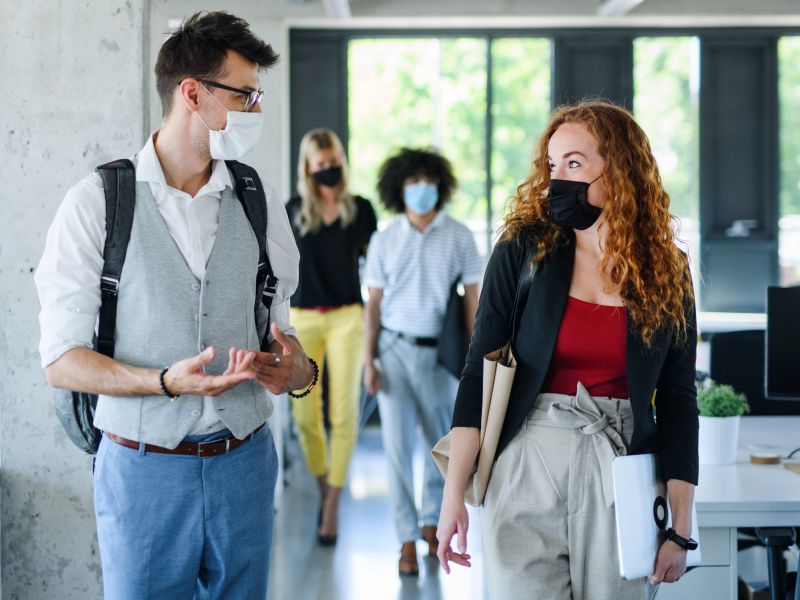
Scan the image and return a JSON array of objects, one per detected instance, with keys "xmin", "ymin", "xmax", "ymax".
[{"xmin": 268, "ymin": 426, "xmax": 487, "ymax": 600}]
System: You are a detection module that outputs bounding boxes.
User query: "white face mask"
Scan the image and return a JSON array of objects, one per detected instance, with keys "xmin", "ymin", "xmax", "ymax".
[{"xmin": 197, "ymin": 87, "xmax": 263, "ymax": 160}]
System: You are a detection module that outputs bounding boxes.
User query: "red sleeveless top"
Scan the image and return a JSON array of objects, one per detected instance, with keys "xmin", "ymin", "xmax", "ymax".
[{"xmin": 541, "ymin": 296, "xmax": 629, "ymax": 398}]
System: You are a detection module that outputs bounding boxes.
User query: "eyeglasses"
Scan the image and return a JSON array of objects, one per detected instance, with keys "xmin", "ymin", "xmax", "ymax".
[{"xmin": 195, "ymin": 78, "xmax": 264, "ymax": 112}]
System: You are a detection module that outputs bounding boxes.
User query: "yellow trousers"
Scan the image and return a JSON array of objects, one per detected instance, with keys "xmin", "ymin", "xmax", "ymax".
[{"xmin": 289, "ymin": 304, "xmax": 363, "ymax": 488}]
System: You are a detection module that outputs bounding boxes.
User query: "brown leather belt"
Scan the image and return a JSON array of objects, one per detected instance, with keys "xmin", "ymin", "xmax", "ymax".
[{"xmin": 105, "ymin": 424, "xmax": 265, "ymax": 458}]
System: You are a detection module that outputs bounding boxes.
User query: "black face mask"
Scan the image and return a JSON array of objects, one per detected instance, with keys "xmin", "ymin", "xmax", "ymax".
[
  {"xmin": 547, "ymin": 175, "xmax": 603, "ymax": 230},
  {"xmin": 312, "ymin": 166, "xmax": 343, "ymax": 188}
]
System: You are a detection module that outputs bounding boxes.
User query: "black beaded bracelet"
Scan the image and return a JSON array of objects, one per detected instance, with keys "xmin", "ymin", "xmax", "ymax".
[
  {"xmin": 159, "ymin": 367, "xmax": 180, "ymax": 402},
  {"xmin": 288, "ymin": 357, "xmax": 319, "ymax": 399}
]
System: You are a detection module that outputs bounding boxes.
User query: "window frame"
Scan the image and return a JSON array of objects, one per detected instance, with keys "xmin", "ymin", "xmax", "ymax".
[{"xmin": 290, "ymin": 26, "xmax": 800, "ymax": 312}]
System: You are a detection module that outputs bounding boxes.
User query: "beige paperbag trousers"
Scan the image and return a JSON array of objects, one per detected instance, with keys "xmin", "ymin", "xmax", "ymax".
[{"xmin": 481, "ymin": 383, "xmax": 647, "ymax": 600}]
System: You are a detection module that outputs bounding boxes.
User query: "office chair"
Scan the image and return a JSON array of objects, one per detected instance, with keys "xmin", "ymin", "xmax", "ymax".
[{"xmin": 751, "ymin": 528, "xmax": 797, "ymax": 600}]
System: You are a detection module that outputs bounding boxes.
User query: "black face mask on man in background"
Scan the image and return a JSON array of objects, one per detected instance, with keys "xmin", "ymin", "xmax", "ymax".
[
  {"xmin": 312, "ymin": 166, "xmax": 343, "ymax": 188},
  {"xmin": 547, "ymin": 174, "xmax": 604, "ymax": 230}
]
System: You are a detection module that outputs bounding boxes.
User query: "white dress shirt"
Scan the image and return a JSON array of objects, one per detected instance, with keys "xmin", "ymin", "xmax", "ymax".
[{"xmin": 35, "ymin": 134, "xmax": 299, "ymax": 434}]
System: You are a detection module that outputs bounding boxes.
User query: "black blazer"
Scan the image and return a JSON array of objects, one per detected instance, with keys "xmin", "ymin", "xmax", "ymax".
[{"xmin": 451, "ymin": 231, "xmax": 699, "ymax": 485}]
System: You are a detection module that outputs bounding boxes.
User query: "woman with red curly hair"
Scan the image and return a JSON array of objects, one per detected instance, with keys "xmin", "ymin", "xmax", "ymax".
[{"xmin": 436, "ymin": 101, "xmax": 698, "ymax": 599}]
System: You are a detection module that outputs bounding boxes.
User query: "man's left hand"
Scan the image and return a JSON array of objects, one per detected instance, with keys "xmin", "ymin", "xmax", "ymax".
[
  {"xmin": 249, "ymin": 323, "xmax": 314, "ymax": 395},
  {"xmin": 649, "ymin": 539, "xmax": 688, "ymax": 585}
]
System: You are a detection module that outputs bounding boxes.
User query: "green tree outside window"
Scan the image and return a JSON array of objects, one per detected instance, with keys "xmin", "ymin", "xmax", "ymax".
[
  {"xmin": 490, "ymin": 38, "xmax": 552, "ymax": 229},
  {"xmin": 634, "ymin": 36, "xmax": 700, "ymax": 295},
  {"xmin": 778, "ymin": 37, "xmax": 800, "ymax": 285},
  {"xmin": 348, "ymin": 38, "xmax": 486, "ymax": 223}
]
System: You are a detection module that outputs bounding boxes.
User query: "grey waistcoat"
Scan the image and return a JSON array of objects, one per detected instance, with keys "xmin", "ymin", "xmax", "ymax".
[{"xmin": 93, "ymin": 182, "xmax": 271, "ymax": 448}]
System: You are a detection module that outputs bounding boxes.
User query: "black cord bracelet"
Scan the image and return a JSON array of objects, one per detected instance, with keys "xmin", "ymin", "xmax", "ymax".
[
  {"xmin": 289, "ymin": 357, "xmax": 319, "ymax": 399},
  {"xmin": 159, "ymin": 367, "xmax": 180, "ymax": 402}
]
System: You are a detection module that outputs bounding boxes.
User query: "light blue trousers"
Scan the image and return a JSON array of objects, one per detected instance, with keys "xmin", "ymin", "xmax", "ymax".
[
  {"xmin": 376, "ymin": 330, "xmax": 457, "ymax": 543},
  {"xmin": 94, "ymin": 426, "xmax": 278, "ymax": 600}
]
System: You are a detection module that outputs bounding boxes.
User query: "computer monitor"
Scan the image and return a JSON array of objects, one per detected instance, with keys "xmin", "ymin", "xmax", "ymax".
[
  {"xmin": 765, "ymin": 285, "xmax": 800, "ymax": 401},
  {"xmin": 709, "ymin": 329, "xmax": 800, "ymax": 416}
]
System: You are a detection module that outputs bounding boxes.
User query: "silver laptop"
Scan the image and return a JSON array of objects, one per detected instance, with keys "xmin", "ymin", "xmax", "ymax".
[{"xmin": 612, "ymin": 453, "xmax": 702, "ymax": 580}]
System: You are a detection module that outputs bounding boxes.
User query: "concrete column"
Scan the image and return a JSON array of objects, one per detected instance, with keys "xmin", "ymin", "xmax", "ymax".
[{"xmin": 0, "ymin": 1, "xmax": 147, "ymax": 598}]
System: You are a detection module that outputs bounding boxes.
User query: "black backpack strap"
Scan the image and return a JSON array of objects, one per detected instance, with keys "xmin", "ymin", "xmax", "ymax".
[
  {"xmin": 95, "ymin": 159, "xmax": 136, "ymax": 357},
  {"xmin": 226, "ymin": 160, "xmax": 277, "ymax": 350}
]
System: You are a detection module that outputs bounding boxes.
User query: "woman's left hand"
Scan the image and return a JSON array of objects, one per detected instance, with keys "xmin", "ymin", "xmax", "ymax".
[{"xmin": 649, "ymin": 539, "xmax": 688, "ymax": 585}]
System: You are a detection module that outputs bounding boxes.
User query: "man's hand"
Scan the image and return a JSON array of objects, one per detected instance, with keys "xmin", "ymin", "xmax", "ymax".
[
  {"xmin": 249, "ymin": 323, "xmax": 314, "ymax": 395},
  {"xmin": 163, "ymin": 346, "xmax": 255, "ymax": 397},
  {"xmin": 363, "ymin": 361, "xmax": 381, "ymax": 395}
]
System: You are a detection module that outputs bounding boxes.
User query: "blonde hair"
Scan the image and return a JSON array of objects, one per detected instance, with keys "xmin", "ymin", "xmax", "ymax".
[
  {"xmin": 296, "ymin": 128, "xmax": 356, "ymax": 235},
  {"xmin": 502, "ymin": 101, "xmax": 694, "ymax": 347}
]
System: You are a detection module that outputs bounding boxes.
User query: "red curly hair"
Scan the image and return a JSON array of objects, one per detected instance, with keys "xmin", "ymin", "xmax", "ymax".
[{"xmin": 502, "ymin": 100, "xmax": 694, "ymax": 346}]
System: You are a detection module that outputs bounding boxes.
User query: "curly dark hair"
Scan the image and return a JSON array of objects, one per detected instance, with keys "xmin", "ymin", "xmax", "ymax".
[
  {"xmin": 377, "ymin": 148, "xmax": 457, "ymax": 213},
  {"xmin": 155, "ymin": 11, "xmax": 279, "ymax": 116}
]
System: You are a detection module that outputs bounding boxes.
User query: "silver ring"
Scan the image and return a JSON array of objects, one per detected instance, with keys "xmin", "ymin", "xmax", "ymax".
[{"xmin": 272, "ymin": 355, "xmax": 281, "ymax": 367}]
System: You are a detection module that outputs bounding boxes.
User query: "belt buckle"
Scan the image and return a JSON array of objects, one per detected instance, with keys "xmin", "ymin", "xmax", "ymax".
[{"xmin": 197, "ymin": 436, "xmax": 231, "ymax": 458}]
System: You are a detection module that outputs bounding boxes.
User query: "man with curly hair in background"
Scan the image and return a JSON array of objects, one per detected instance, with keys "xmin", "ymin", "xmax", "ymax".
[{"xmin": 363, "ymin": 148, "xmax": 483, "ymax": 576}]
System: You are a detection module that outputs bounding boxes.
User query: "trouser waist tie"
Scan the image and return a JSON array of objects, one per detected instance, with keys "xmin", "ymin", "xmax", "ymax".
[{"xmin": 545, "ymin": 382, "xmax": 629, "ymax": 507}]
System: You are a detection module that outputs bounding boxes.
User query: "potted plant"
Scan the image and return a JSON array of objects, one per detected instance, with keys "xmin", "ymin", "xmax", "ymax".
[{"xmin": 697, "ymin": 379, "xmax": 750, "ymax": 465}]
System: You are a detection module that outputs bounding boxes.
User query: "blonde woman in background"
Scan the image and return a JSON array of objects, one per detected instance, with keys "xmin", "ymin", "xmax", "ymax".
[{"xmin": 286, "ymin": 128, "xmax": 377, "ymax": 546}]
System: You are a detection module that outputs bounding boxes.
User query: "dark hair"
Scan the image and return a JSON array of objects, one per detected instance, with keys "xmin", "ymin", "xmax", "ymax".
[
  {"xmin": 155, "ymin": 11, "xmax": 279, "ymax": 116},
  {"xmin": 377, "ymin": 148, "xmax": 457, "ymax": 213}
]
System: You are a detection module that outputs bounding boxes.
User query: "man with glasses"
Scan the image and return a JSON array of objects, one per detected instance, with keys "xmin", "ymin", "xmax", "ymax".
[
  {"xmin": 35, "ymin": 11, "xmax": 313, "ymax": 598},
  {"xmin": 195, "ymin": 78, "xmax": 264, "ymax": 113}
]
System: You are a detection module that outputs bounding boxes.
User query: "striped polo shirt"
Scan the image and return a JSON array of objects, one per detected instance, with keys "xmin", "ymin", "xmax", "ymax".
[{"xmin": 364, "ymin": 212, "xmax": 484, "ymax": 337}]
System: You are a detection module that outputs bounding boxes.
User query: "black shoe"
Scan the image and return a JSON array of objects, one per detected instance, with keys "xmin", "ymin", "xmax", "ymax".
[{"xmin": 317, "ymin": 533, "xmax": 337, "ymax": 547}]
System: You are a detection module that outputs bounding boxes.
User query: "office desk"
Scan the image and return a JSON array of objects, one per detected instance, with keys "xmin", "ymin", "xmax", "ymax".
[{"xmin": 656, "ymin": 416, "xmax": 800, "ymax": 600}]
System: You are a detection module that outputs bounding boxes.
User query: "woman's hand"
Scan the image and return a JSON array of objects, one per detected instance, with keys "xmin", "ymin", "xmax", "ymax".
[
  {"xmin": 651, "ymin": 479, "xmax": 694, "ymax": 585},
  {"xmin": 436, "ymin": 491, "xmax": 472, "ymax": 574},
  {"xmin": 649, "ymin": 539, "xmax": 688, "ymax": 585}
]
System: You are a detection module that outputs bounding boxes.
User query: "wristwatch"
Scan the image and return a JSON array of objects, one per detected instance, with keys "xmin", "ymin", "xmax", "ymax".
[{"xmin": 665, "ymin": 528, "xmax": 698, "ymax": 551}]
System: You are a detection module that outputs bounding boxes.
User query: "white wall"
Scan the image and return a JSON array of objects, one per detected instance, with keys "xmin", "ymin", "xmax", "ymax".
[
  {"xmin": 0, "ymin": 2, "xmax": 315, "ymax": 595},
  {"xmin": 0, "ymin": 2, "xmax": 148, "ymax": 598},
  {"xmin": 348, "ymin": 0, "xmax": 800, "ymax": 16}
]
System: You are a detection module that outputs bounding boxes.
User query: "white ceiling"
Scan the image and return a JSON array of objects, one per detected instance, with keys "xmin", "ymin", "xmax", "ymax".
[
  {"xmin": 347, "ymin": 0, "xmax": 800, "ymax": 17},
  {"xmin": 153, "ymin": 0, "xmax": 800, "ymax": 20}
]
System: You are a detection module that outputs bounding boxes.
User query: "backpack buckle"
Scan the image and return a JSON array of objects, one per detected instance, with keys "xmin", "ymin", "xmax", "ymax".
[
  {"xmin": 100, "ymin": 276, "xmax": 120, "ymax": 295},
  {"xmin": 243, "ymin": 177, "xmax": 257, "ymax": 191},
  {"xmin": 263, "ymin": 274, "xmax": 278, "ymax": 296}
]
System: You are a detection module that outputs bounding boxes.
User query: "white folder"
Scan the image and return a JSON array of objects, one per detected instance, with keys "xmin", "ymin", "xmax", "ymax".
[{"xmin": 612, "ymin": 453, "xmax": 702, "ymax": 580}]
